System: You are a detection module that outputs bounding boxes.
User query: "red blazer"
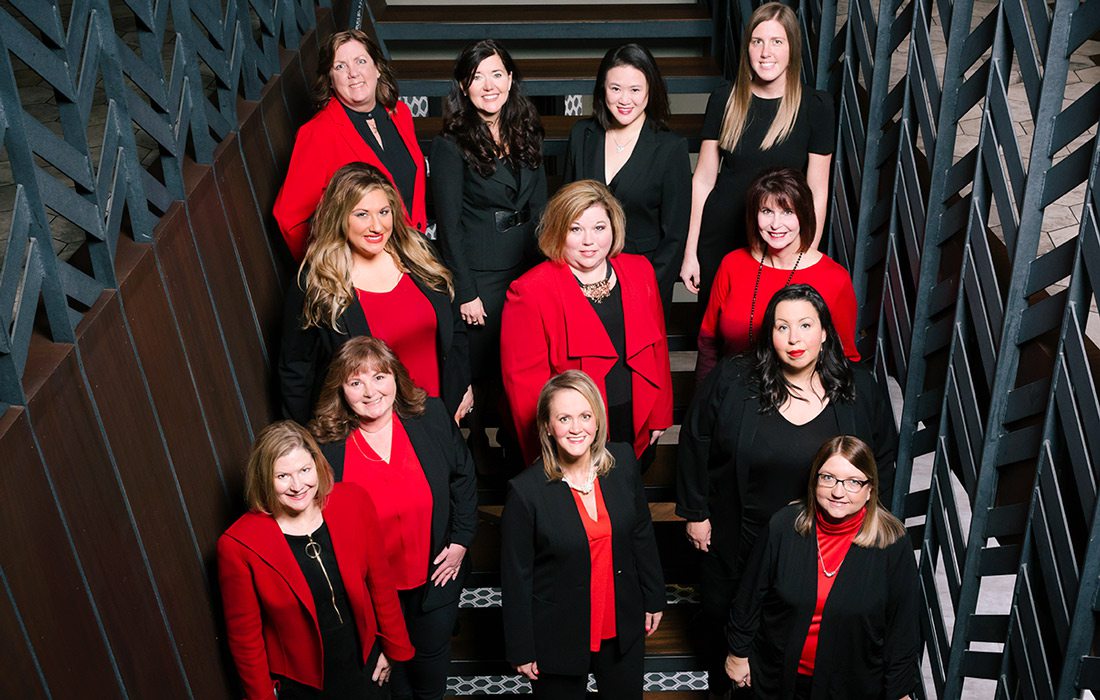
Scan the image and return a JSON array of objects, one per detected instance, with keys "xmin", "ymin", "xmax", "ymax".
[
  {"xmin": 501, "ymin": 254, "xmax": 673, "ymax": 462},
  {"xmin": 217, "ymin": 483, "xmax": 415, "ymax": 699},
  {"xmin": 273, "ymin": 99, "xmax": 427, "ymax": 261}
]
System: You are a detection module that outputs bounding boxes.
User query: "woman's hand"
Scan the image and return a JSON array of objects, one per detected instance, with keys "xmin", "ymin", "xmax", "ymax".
[
  {"xmin": 455, "ymin": 385, "xmax": 474, "ymax": 424},
  {"xmin": 645, "ymin": 611, "xmax": 664, "ymax": 636},
  {"xmin": 649, "ymin": 429, "xmax": 665, "ymax": 445},
  {"xmin": 515, "ymin": 661, "xmax": 539, "ymax": 681},
  {"xmin": 430, "ymin": 543, "xmax": 468, "ymax": 586},
  {"xmin": 460, "ymin": 297, "xmax": 487, "ymax": 326},
  {"xmin": 686, "ymin": 518, "xmax": 712, "ymax": 552},
  {"xmin": 725, "ymin": 654, "xmax": 750, "ymax": 688},
  {"xmin": 371, "ymin": 652, "xmax": 391, "ymax": 685},
  {"xmin": 679, "ymin": 254, "xmax": 701, "ymax": 294}
]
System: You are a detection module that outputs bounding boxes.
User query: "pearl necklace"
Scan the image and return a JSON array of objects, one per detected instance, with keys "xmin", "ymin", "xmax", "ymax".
[
  {"xmin": 817, "ymin": 539, "xmax": 841, "ymax": 578},
  {"xmin": 561, "ymin": 465, "xmax": 596, "ymax": 494}
]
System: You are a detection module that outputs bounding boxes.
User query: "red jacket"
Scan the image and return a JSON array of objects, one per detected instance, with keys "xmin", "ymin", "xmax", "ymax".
[
  {"xmin": 273, "ymin": 98, "xmax": 427, "ymax": 261},
  {"xmin": 501, "ymin": 254, "xmax": 673, "ymax": 462},
  {"xmin": 218, "ymin": 483, "xmax": 414, "ymax": 699}
]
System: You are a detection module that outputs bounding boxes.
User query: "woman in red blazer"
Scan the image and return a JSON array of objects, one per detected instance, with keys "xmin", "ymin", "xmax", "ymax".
[
  {"xmin": 218, "ymin": 421, "xmax": 414, "ymax": 699},
  {"xmin": 274, "ymin": 29, "xmax": 427, "ymax": 261},
  {"xmin": 501, "ymin": 180, "xmax": 673, "ymax": 464}
]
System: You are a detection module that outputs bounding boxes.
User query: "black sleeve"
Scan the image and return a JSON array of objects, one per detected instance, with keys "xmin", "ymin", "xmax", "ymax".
[
  {"xmin": 701, "ymin": 83, "xmax": 733, "ymax": 141},
  {"xmin": 676, "ymin": 358, "xmax": 738, "ymax": 521},
  {"xmin": 650, "ymin": 133, "xmax": 692, "ymax": 289},
  {"xmin": 807, "ymin": 90, "xmax": 836, "ymax": 155},
  {"xmin": 562, "ymin": 121, "xmax": 584, "ymax": 184},
  {"xmin": 865, "ymin": 370, "xmax": 899, "ymax": 509},
  {"xmin": 501, "ymin": 481, "xmax": 537, "ymax": 666},
  {"xmin": 430, "ymin": 136, "xmax": 478, "ymax": 304},
  {"xmin": 441, "ymin": 292, "xmax": 471, "ymax": 417},
  {"xmin": 726, "ymin": 514, "xmax": 781, "ymax": 656},
  {"xmin": 441, "ymin": 403, "xmax": 478, "ymax": 548},
  {"xmin": 883, "ymin": 535, "xmax": 921, "ymax": 698},
  {"xmin": 626, "ymin": 454, "xmax": 665, "ymax": 612},
  {"xmin": 278, "ymin": 275, "xmax": 320, "ymax": 425}
]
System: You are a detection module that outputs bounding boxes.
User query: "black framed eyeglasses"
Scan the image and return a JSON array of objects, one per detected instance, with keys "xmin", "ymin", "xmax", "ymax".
[{"xmin": 817, "ymin": 472, "xmax": 869, "ymax": 493}]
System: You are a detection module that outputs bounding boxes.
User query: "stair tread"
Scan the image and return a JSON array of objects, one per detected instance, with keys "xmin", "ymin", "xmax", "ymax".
[
  {"xmin": 379, "ymin": 4, "xmax": 711, "ymax": 23},
  {"xmin": 395, "ymin": 56, "xmax": 721, "ymax": 80}
]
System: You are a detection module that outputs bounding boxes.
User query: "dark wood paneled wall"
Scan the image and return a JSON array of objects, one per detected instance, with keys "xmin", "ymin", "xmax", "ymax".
[{"xmin": 0, "ymin": 8, "xmax": 339, "ymax": 697}]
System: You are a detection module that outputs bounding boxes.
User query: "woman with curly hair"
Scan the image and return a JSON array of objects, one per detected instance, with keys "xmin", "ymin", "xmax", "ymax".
[
  {"xmin": 279, "ymin": 163, "xmax": 472, "ymax": 427},
  {"xmin": 676, "ymin": 284, "xmax": 896, "ymax": 698},
  {"xmin": 430, "ymin": 39, "xmax": 547, "ymax": 460},
  {"xmin": 274, "ymin": 29, "xmax": 427, "ymax": 261},
  {"xmin": 310, "ymin": 336, "xmax": 477, "ymax": 700}
]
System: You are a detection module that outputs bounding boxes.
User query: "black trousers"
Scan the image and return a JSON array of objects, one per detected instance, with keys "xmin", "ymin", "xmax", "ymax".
[
  {"xmin": 274, "ymin": 639, "xmax": 388, "ymax": 699},
  {"xmin": 697, "ymin": 550, "xmax": 740, "ymax": 695},
  {"xmin": 389, "ymin": 585, "xmax": 460, "ymax": 700},
  {"xmin": 532, "ymin": 636, "xmax": 644, "ymax": 699},
  {"xmin": 793, "ymin": 673, "xmax": 813, "ymax": 699}
]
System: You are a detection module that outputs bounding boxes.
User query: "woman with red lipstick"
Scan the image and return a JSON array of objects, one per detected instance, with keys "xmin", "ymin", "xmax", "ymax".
[
  {"xmin": 695, "ymin": 167, "xmax": 858, "ymax": 384},
  {"xmin": 431, "ymin": 39, "xmax": 547, "ymax": 466},
  {"xmin": 500, "ymin": 180, "xmax": 673, "ymax": 466},
  {"xmin": 501, "ymin": 371, "xmax": 665, "ymax": 699},
  {"xmin": 725, "ymin": 435, "xmax": 919, "ymax": 699},
  {"xmin": 274, "ymin": 30, "xmax": 427, "ymax": 261},
  {"xmin": 564, "ymin": 43, "xmax": 691, "ymax": 308},
  {"xmin": 279, "ymin": 164, "xmax": 472, "ymax": 428},
  {"xmin": 218, "ymin": 421, "xmax": 415, "ymax": 699},
  {"xmin": 310, "ymin": 337, "xmax": 477, "ymax": 700},
  {"xmin": 677, "ymin": 284, "xmax": 897, "ymax": 698},
  {"xmin": 680, "ymin": 2, "xmax": 834, "ymax": 309}
]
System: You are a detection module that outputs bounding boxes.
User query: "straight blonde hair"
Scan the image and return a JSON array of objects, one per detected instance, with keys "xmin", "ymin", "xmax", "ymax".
[
  {"xmin": 537, "ymin": 180, "xmax": 626, "ymax": 262},
  {"xmin": 535, "ymin": 371, "xmax": 616, "ymax": 481}
]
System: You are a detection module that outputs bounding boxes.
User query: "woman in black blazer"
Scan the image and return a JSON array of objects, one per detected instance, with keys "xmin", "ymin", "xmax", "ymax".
[
  {"xmin": 310, "ymin": 336, "xmax": 478, "ymax": 700},
  {"xmin": 430, "ymin": 39, "xmax": 547, "ymax": 460},
  {"xmin": 501, "ymin": 370, "xmax": 665, "ymax": 699},
  {"xmin": 726, "ymin": 435, "xmax": 919, "ymax": 699},
  {"xmin": 280, "ymin": 163, "xmax": 471, "ymax": 426},
  {"xmin": 676, "ymin": 284, "xmax": 898, "ymax": 696},
  {"xmin": 564, "ymin": 43, "xmax": 691, "ymax": 307}
]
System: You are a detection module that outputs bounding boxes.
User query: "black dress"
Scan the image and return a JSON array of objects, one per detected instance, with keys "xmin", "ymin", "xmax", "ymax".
[
  {"xmin": 696, "ymin": 84, "xmax": 835, "ymax": 304},
  {"xmin": 343, "ymin": 103, "xmax": 418, "ymax": 215}
]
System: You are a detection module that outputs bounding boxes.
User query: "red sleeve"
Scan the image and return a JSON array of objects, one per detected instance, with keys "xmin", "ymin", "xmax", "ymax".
[
  {"xmin": 827, "ymin": 266, "xmax": 860, "ymax": 362},
  {"xmin": 273, "ymin": 118, "xmax": 331, "ymax": 262},
  {"xmin": 217, "ymin": 536, "xmax": 276, "ymax": 700},
  {"xmin": 500, "ymin": 272, "xmax": 554, "ymax": 464},
  {"xmin": 644, "ymin": 259, "xmax": 674, "ymax": 431},
  {"xmin": 353, "ymin": 488, "xmax": 416, "ymax": 662},
  {"xmin": 696, "ymin": 258, "xmax": 732, "ymax": 383}
]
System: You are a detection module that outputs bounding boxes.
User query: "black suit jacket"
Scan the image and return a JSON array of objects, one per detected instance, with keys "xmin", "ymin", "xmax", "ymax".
[
  {"xmin": 501, "ymin": 443, "xmax": 665, "ymax": 675},
  {"xmin": 675, "ymin": 356, "xmax": 898, "ymax": 569},
  {"xmin": 563, "ymin": 119, "xmax": 691, "ymax": 301},
  {"xmin": 429, "ymin": 134, "xmax": 548, "ymax": 304},
  {"xmin": 279, "ymin": 271, "xmax": 470, "ymax": 425},
  {"xmin": 320, "ymin": 399, "xmax": 478, "ymax": 612}
]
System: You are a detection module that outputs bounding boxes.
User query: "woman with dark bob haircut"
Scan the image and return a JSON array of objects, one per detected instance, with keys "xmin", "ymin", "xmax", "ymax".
[
  {"xmin": 726, "ymin": 435, "xmax": 919, "ymax": 699},
  {"xmin": 275, "ymin": 29, "xmax": 427, "ymax": 260},
  {"xmin": 676, "ymin": 284, "xmax": 897, "ymax": 697},
  {"xmin": 218, "ymin": 420, "xmax": 414, "ymax": 699},
  {"xmin": 563, "ymin": 43, "xmax": 691, "ymax": 307},
  {"xmin": 695, "ymin": 167, "xmax": 858, "ymax": 384},
  {"xmin": 309, "ymin": 336, "xmax": 477, "ymax": 700}
]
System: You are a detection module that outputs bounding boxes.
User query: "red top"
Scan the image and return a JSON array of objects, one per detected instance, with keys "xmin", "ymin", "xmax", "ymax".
[
  {"xmin": 696, "ymin": 248, "xmax": 861, "ymax": 382},
  {"xmin": 572, "ymin": 479, "xmax": 617, "ymax": 651},
  {"xmin": 798, "ymin": 507, "xmax": 867, "ymax": 675},
  {"xmin": 342, "ymin": 416, "xmax": 433, "ymax": 590},
  {"xmin": 358, "ymin": 274, "xmax": 441, "ymax": 398}
]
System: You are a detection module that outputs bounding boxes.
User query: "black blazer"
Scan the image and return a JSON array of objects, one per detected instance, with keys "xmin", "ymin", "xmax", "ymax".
[
  {"xmin": 563, "ymin": 119, "xmax": 691, "ymax": 300},
  {"xmin": 675, "ymin": 356, "xmax": 898, "ymax": 568},
  {"xmin": 501, "ymin": 443, "xmax": 665, "ymax": 675},
  {"xmin": 728, "ymin": 505, "xmax": 920, "ymax": 699},
  {"xmin": 429, "ymin": 134, "xmax": 548, "ymax": 305},
  {"xmin": 278, "ymin": 270, "xmax": 470, "ymax": 425},
  {"xmin": 320, "ymin": 399, "xmax": 478, "ymax": 612}
]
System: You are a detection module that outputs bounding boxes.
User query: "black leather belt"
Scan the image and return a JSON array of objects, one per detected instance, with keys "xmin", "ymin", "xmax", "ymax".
[{"xmin": 494, "ymin": 208, "xmax": 530, "ymax": 232}]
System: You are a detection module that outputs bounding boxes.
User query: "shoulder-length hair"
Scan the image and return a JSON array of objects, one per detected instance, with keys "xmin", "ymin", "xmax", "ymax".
[
  {"xmin": 746, "ymin": 168, "xmax": 816, "ymax": 255},
  {"xmin": 300, "ymin": 163, "xmax": 453, "ymax": 330},
  {"xmin": 537, "ymin": 180, "xmax": 626, "ymax": 262},
  {"xmin": 309, "ymin": 336, "xmax": 427, "ymax": 444},
  {"xmin": 592, "ymin": 43, "xmax": 671, "ymax": 131},
  {"xmin": 245, "ymin": 420, "xmax": 335, "ymax": 515},
  {"xmin": 313, "ymin": 29, "xmax": 399, "ymax": 111},
  {"xmin": 441, "ymin": 39, "xmax": 544, "ymax": 178},
  {"xmin": 753, "ymin": 284, "xmax": 855, "ymax": 411},
  {"xmin": 795, "ymin": 435, "xmax": 906, "ymax": 548},
  {"xmin": 718, "ymin": 2, "xmax": 803, "ymax": 153},
  {"xmin": 536, "ymin": 371, "xmax": 616, "ymax": 481}
]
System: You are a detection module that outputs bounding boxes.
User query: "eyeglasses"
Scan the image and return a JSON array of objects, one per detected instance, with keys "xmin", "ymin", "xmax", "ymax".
[{"xmin": 817, "ymin": 473, "xmax": 869, "ymax": 493}]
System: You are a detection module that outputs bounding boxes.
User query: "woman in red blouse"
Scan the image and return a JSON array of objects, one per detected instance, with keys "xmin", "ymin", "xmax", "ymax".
[
  {"xmin": 280, "ymin": 163, "xmax": 472, "ymax": 428},
  {"xmin": 309, "ymin": 336, "xmax": 477, "ymax": 700},
  {"xmin": 696, "ymin": 167, "xmax": 859, "ymax": 384},
  {"xmin": 501, "ymin": 370, "xmax": 665, "ymax": 699},
  {"xmin": 217, "ymin": 421, "xmax": 414, "ymax": 699}
]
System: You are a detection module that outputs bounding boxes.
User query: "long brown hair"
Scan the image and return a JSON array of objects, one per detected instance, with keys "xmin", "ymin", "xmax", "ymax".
[
  {"xmin": 313, "ymin": 30, "xmax": 398, "ymax": 111},
  {"xmin": 745, "ymin": 168, "xmax": 816, "ymax": 255},
  {"xmin": 535, "ymin": 371, "xmax": 616, "ymax": 481},
  {"xmin": 245, "ymin": 421, "xmax": 335, "ymax": 515}
]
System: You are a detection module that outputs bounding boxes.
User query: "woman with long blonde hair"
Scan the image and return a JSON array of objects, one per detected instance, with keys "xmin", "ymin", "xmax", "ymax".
[
  {"xmin": 280, "ymin": 163, "xmax": 472, "ymax": 427},
  {"xmin": 679, "ymin": 2, "xmax": 835, "ymax": 309}
]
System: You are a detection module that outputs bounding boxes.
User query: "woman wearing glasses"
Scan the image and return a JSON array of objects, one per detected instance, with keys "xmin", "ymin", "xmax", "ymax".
[
  {"xmin": 725, "ymin": 435, "xmax": 919, "ymax": 699},
  {"xmin": 676, "ymin": 284, "xmax": 897, "ymax": 697}
]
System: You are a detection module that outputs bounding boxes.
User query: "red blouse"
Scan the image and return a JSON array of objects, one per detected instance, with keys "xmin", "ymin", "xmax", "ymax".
[
  {"xmin": 798, "ymin": 507, "xmax": 867, "ymax": 675},
  {"xmin": 696, "ymin": 248, "xmax": 860, "ymax": 383},
  {"xmin": 357, "ymin": 274, "xmax": 440, "ymax": 397},
  {"xmin": 572, "ymin": 479, "xmax": 617, "ymax": 652},
  {"xmin": 342, "ymin": 416, "xmax": 433, "ymax": 590}
]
